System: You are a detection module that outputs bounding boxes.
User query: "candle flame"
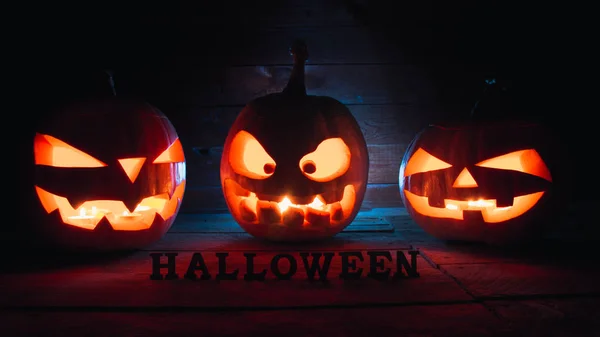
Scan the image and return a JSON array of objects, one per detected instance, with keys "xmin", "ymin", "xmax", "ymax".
[
  {"xmin": 445, "ymin": 199, "xmax": 500, "ymax": 210},
  {"xmin": 278, "ymin": 196, "xmax": 293, "ymax": 212},
  {"xmin": 277, "ymin": 195, "xmax": 326, "ymax": 213},
  {"xmin": 467, "ymin": 199, "xmax": 495, "ymax": 207}
]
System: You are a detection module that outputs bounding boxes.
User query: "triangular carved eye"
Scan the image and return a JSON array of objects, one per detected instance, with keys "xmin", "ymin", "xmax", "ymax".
[
  {"xmin": 153, "ymin": 138, "xmax": 185, "ymax": 164},
  {"xmin": 34, "ymin": 133, "xmax": 107, "ymax": 168},
  {"xmin": 403, "ymin": 148, "xmax": 452, "ymax": 177},
  {"xmin": 476, "ymin": 149, "xmax": 552, "ymax": 182}
]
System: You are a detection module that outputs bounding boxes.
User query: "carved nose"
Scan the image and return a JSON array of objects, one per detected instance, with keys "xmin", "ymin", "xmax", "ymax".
[
  {"xmin": 453, "ymin": 168, "xmax": 478, "ymax": 188},
  {"xmin": 118, "ymin": 157, "xmax": 146, "ymax": 183}
]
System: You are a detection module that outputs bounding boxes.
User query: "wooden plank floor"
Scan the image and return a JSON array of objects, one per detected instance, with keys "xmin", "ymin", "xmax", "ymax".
[{"xmin": 2, "ymin": 207, "xmax": 600, "ymax": 336}]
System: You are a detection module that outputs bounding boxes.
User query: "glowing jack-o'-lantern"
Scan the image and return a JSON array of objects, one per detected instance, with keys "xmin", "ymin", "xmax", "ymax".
[
  {"xmin": 220, "ymin": 40, "xmax": 369, "ymax": 242},
  {"xmin": 33, "ymin": 82, "xmax": 186, "ymax": 251},
  {"xmin": 399, "ymin": 120, "xmax": 558, "ymax": 245}
]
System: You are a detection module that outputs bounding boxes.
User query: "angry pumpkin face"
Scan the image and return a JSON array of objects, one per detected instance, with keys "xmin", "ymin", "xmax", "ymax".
[
  {"xmin": 220, "ymin": 96, "xmax": 369, "ymax": 241},
  {"xmin": 399, "ymin": 122, "xmax": 556, "ymax": 244},
  {"xmin": 33, "ymin": 98, "xmax": 186, "ymax": 250}
]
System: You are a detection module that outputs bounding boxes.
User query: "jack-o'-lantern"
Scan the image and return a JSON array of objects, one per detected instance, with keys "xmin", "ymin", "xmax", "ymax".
[
  {"xmin": 399, "ymin": 80, "xmax": 560, "ymax": 245},
  {"xmin": 220, "ymin": 40, "xmax": 369, "ymax": 242},
  {"xmin": 33, "ymin": 73, "xmax": 186, "ymax": 251}
]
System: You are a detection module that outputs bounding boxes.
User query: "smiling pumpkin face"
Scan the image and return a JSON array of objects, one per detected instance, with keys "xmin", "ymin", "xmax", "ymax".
[
  {"xmin": 399, "ymin": 122, "xmax": 556, "ymax": 244},
  {"xmin": 220, "ymin": 96, "xmax": 369, "ymax": 241},
  {"xmin": 33, "ymin": 99, "xmax": 186, "ymax": 250}
]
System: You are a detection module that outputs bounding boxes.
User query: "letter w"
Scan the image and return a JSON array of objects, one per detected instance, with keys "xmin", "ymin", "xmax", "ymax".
[{"xmin": 300, "ymin": 252, "xmax": 334, "ymax": 282}]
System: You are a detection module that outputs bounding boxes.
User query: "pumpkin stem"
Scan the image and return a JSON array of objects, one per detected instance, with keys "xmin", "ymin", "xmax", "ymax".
[
  {"xmin": 104, "ymin": 70, "xmax": 117, "ymax": 96},
  {"xmin": 470, "ymin": 77, "xmax": 496, "ymax": 117},
  {"xmin": 283, "ymin": 39, "xmax": 308, "ymax": 96}
]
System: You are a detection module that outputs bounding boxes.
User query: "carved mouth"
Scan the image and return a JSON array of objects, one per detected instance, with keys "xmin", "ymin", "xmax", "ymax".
[
  {"xmin": 224, "ymin": 178, "xmax": 356, "ymax": 228},
  {"xmin": 403, "ymin": 190, "xmax": 545, "ymax": 223},
  {"xmin": 34, "ymin": 182, "xmax": 186, "ymax": 231}
]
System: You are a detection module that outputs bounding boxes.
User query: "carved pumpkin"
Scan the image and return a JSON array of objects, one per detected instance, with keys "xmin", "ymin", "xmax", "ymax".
[
  {"xmin": 33, "ymin": 74, "xmax": 186, "ymax": 250},
  {"xmin": 399, "ymin": 81, "xmax": 558, "ymax": 244},
  {"xmin": 220, "ymin": 40, "xmax": 369, "ymax": 241}
]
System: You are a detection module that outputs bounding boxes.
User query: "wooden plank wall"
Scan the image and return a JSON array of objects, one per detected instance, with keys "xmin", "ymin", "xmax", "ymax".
[
  {"xmin": 25, "ymin": 1, "xmax": 450, "ymax": 214},
  {"xmin": 139, "ymin": 1, "xmax": 444, "ymax": 213},
  {"xmin": 21, "ymin": 1, "xmax": 594, "ymax": 220}
]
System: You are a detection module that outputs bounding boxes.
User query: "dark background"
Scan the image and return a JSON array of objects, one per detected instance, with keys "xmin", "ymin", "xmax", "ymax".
[
  {"xmin": 5, "ymin": 4, "xmax": 599, "ymax": 334},
  {"xmin": 15, "ymin": 0, "xmax": 595, "ymax": 221}
]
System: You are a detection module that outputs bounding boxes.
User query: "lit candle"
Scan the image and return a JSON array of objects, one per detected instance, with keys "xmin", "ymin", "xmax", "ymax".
[
  {"xmin": 278, "ymin": 197, "xmax": 293, "ymax": 213},
  {"xmin": 66, "ymin": 207, "xmax": 100, "ymax": 228},
  {"xmin": 118, "ymin": 210, "xmax": 142, "ymax": 219},
  {"xmin": 276, "ymin": 195, "xmax": 328, "ymax": 213},
  {"xmin": 307, "ymin": 196, "xmax": 326, "ymax": 210},
  {"xmin": 68, "ymin": 207, "xmax": 96, "ymax": 220}
]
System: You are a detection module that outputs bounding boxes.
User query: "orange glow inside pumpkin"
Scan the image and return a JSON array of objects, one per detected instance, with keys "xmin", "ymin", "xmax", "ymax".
[
  {"xmin": 228, "ymin": 130, "xmax": 351, "ymax": 182},
  {"xmin": 404, "ymin": 190, "xmax": 544, "ymax": 223},
  {"xmin": 228, "ymin": 131, "xmax": 277, "ymax": 180},
  {"xmin": 35, "ymin": 183, "xmax": 186, "ymax": 230},
  {"xmin": 224, "ymin": 130, "xmax": 355, "ymax": 228},
  {"xmin": 33, "ymin": 133, "xmax": 186, "ymax": 230},
  {"xmin": 453, "ymin": 168, "xmax": 478, "ymax": 188},
  {"xmin": 153, "ymin": 138, "xmax": 185, "ymax": 164},
  {"xmin": 404, "ymin": 148, "xmax": 552, "ymax": 182},
  {"xmin": 476, "ymin": 149, "xmax": 552, "ymax": 182},
  {"xmin": 403, "ymin": 148, "xmax": 452, "ymax": 177},
  {"xmin": 298, "ymin": 138, "xmax": 351, "ymax": 182},
  {"xmin": 224, "ymin": 179, "xmax": 356, "ymax": 228},
  {"xmin": 34, "ymin": 133, "xmax": 108, "ymax": 168},
  {"xmin": 118, "ymin": 157, "xmax": 146, "ymax": 183},
  {"xmin": 403, "ymin": 148, "xmax": 552, "ymax": 223}
]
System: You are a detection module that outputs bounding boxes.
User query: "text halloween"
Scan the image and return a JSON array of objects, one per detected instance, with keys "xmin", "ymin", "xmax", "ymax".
[{"xmin": 149, "ymin": 250, "xmax": 420, "ymax": 282}]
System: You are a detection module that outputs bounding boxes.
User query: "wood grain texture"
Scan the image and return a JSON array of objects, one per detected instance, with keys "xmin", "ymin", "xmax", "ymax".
[
  {"xmin": 146, "ymin": 208, "xmax": 407, "ymax": 251},
  {"xmin": 442, "ymin": 262, "xmax": 600, "ymax": 298},
  {"xmin": 151, "ymin": 64, "xmax": 437, "ymax": 107},
  {"xmin": 416, "ymin": 243, "xmax": 525, "ymax": 265},
  {"xmin": 169, "ymin": 213, "xmax": 394, "ymax": 233},
  {"xmin": 367, "ymin": 144, "xmax": 404, "ymax": 184},
  {"xmin": 179, "ymin": 183, "xmax": 402, "ymax": 213},
  {"xmin": 145, "ymin": 231, "xmax": 410, "ymax": 252},
  {"xmin": 417, "ymin": 225, "xmax": 600, "ymax": 265},
  {"xmin": 2, "ymin": 304, "xmax": 512, "ymax": 337},
  {"xmin": 485, "ymin": 298, "xmax": 600, "ymax": 337},
  {"xmin": 4, "ymin": 208, "xmax": 598, "ymax": 336},
  {"xmin": 171, "ymin": 104, "xmax": 428, "ymax": 149},
  {"xmin": 363, "ymin": 184, "xmax": 403, "ymax": 208},
  {"xmin": 0, "ymin": 252, "xmax": 469, "ymax": 308}
]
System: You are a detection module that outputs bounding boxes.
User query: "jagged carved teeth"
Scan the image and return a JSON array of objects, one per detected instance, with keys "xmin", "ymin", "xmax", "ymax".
[
  {"xmin": 34, "ymin": 183, "xmax": 185, "ymax": 231},
  {"xmin": 226, "ymin": 180, "xmax": 356, "ymax": 228},
  {"xmin": 427, "ymin": 194, "xmax": 515, "ymax": 209}
]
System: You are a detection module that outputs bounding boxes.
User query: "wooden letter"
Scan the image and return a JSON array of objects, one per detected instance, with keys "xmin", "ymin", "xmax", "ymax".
[
  {"xmin": 244, "ymin": 253, "xmax": 267, "ymax": 281},
  {"xmin": 393, "ymin": 250, "xmax": 420, "ymax": 279},
  {"xmin": 270, "ymin": 253, "xmax": 297, "ymax": 280},
  {"xmin": 300, "ymin": 252, "xmax": 334, "ymax": 282},
  {"xmin": 216, "ymin": 252, "xmax": 239, "ymax": 280},
  {"xmin": 367, "ymin": 251, "xmax": 392, "ymax": 281},
  {"xmin": 184, "ymin": 252, "xmax": 211, "ymax": 280},
  {"xmin": 149, "ymin": 252, "xmax": 179, "ymax": 280},
  {"xmin": 339, "ymin": 251, "xmax": 364, "ymax": 280}
]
